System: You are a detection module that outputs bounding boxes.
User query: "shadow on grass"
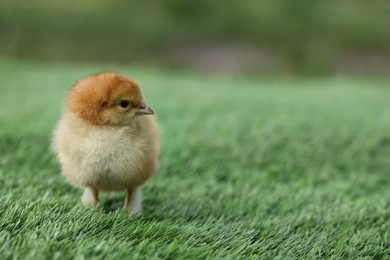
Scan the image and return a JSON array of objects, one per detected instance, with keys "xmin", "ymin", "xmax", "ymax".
[{"xmin": 100, "ymin": 194, "xmax": 126, "ymax": 213}]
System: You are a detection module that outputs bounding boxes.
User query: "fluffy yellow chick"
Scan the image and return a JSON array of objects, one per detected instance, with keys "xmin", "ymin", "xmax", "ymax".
[{"xmin": 52, "ymin": 72, "xmax": 160, "ymax": 213}]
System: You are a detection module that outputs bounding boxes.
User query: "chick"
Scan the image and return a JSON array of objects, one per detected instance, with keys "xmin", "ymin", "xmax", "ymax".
[{"xmin": 52, "ymin": 72, "xmax": 160, "ymax": 213}]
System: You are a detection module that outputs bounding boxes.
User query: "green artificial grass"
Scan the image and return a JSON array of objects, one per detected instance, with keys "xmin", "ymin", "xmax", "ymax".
[{"xmin": 0, "ymin": 59, "xmax": 389, "ymax": 259}]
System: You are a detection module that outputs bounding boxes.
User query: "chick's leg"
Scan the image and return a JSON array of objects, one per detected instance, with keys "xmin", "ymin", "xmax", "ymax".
[
  {"xmin": 81, "ymin": 187, "xmax": 99, "ymax": 206},
  {"xmin": 123, "ymin": 189, "xmax": 133, "ymax": 209},
  {"xmin": 124, "ymin": 188, "xmax": 142, "ymax": 213}
]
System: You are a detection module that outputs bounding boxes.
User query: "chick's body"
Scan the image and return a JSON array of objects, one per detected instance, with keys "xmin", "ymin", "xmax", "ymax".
[
  {"xmin": 53, "ymin": 112, "xmax": 159, "ymax": 191},
  {"xmin": 52, "ymin": 72, "xmax": 160, "ymax": 212}
]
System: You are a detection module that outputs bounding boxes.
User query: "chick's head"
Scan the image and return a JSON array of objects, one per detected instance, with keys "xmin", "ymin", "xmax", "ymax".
[{"xmin": 67, "ymin": 72, "xmax": 153, "ymax": 125}]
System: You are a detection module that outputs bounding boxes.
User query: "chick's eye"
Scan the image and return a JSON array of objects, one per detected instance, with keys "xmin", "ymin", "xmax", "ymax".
[{"xmin": 119, "ymin": 100, "xmax": 130, "ymax": 108}]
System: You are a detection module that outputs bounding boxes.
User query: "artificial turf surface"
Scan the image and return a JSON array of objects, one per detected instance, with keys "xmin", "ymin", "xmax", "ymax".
[{"xmin": 0, "ymin": 59, "xmax": 389, "ymax": 259}]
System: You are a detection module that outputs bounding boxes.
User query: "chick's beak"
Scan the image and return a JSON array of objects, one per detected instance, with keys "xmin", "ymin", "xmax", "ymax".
[{"xmin": 136, "ymin": 100, "xmax": 154, "ymax": 115}]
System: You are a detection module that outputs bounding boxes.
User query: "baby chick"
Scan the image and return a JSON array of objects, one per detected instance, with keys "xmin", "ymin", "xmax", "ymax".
[{"xmin": 52, "ymin": 72, "xmax": 160, "ymax": 213}]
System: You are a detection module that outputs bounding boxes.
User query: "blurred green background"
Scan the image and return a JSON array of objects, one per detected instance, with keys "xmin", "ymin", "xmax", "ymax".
[{"xmin": 1, "ymin": 0, "xmax": 389, "ymax": 75}]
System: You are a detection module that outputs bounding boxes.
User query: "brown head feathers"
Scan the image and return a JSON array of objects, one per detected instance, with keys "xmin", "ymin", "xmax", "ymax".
[{"xmin": 67, "ymin": 72, "xmax": 144, "ymax": 125}]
